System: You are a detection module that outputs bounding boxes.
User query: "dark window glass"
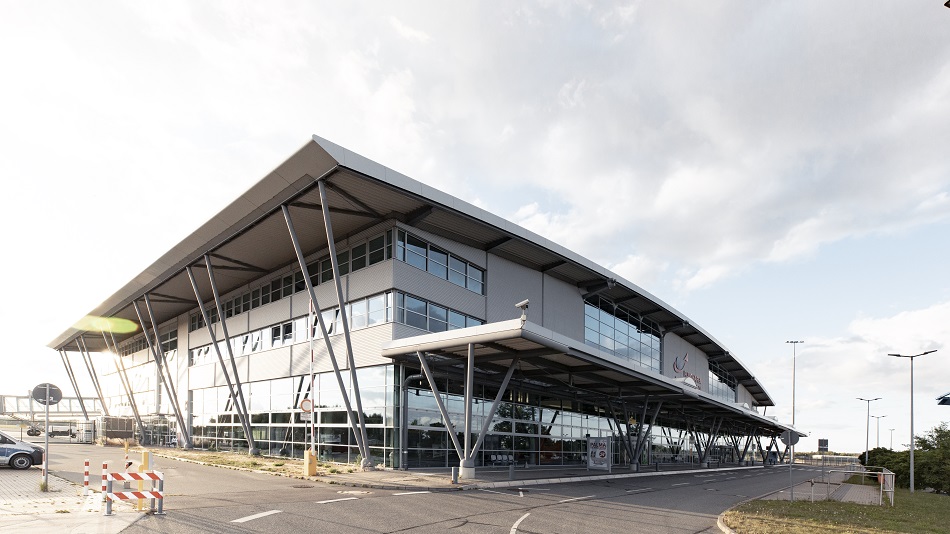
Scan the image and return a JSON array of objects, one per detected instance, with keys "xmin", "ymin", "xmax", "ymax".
[
  {"xmin": 368, "ymin": 236, "xmax": 386, "ymax": 264},
  {"xmin": 294, "ymin": 271, "xmax": 306, "ymax": 292},
  {"xmin": 351, "ymin": 243, "xmax": 367, "ymax": 271},
  {"xmin": 428, "ymin": 248, "xmax": 448, "ymax": 278},
  {"xmin": 251, "ymin": 289, "xmax": 260, "ymax": 309},
  {"xmin": 448, "ymin": 311, "xmax": 466, "ymax": 330},
  {"xmin": 337, "ymin": 251, "xmax": 350, "ymax": 276}
]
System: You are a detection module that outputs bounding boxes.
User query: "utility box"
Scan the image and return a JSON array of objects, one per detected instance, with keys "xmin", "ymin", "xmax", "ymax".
[{"xmin": 303, "ymin": 448, "xmax": 317, "ymax": 476}]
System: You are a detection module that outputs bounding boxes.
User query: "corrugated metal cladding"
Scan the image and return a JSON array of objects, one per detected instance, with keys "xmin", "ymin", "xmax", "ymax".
[
  {"xmin": 216, "ymin": 354, "xmax": 249, "ymax": 387},
  {"xmin": 392, "ymin": 322, "xmax": 428, "ymax": 341},
  {"xmin": 247, "ymin": 349, "xmax": 292, "ymax": 383},
  {"xmin": 248, "ymin": 297, "xmax": 292, "ymax": 331},
  {"xmin": 392, "ymin": 260, "xmax": 486, "ymax": 319},
  {"xmin": 290, "ymin": 324, "xmax": 395, "ymax": 377},
  {"xmin": 332, "ymin": 219, "xmax": 394, "ymax": 251},
  {"xmin": 486, "ymin": 254, "xmax": 543, "ymax": 324},
  {"xmin": 224, "ymin": 313, "xmax": 250, "ymax": 340},
  {"xmin": 418, "ymin": 208, "xmax": 506, "ymax": 247},
  {"xmin": 335, "ymin": 169, "xmax": 424, "ymax": 216},
  {"xmin": 541, "ymin": 274, "xmax": 584, "ymax": 341},
  {"xmin": 737, "ymin": 385, "xmax": 754, "ymax": 407},
  {"xmin": 401, "ymin": 223, "xmax": 488, "ymax": 268},
  {"xmin": 346, "ymin": 261, "xmax": 395, "ymax": 302}
]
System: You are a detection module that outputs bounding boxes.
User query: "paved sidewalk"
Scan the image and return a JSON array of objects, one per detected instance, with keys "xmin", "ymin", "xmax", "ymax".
[
  {"xmin": 0, "ymin": 467, "xmax": 141, "ymax": 533},
  {"xmin": 321, "ymin": 462, "xmax": 762, "ymax": 491}
]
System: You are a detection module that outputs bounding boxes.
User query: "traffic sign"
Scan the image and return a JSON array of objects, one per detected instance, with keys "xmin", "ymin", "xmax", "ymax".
[
  {"xmin": 32, "ymin": 383, "xmax": 62, "ymax": 405},
  {"xmin": 299, "ymin": 398, "xmax": 313, "ymax": 412},
  {"xmin": 780, "ymin": 430, "xmax": 800, "ymax": 446}
]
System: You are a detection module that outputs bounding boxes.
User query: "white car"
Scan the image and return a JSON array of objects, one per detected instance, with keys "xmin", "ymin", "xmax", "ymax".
[{"xmin": 0, "ymin": 430, "xmax": 44, "ymax": 469}]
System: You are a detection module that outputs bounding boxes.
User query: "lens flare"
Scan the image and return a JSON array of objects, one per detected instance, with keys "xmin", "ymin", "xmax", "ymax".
[{"xmin": 73, "ymin": 315, "xmax": 139, "ymax": 334}]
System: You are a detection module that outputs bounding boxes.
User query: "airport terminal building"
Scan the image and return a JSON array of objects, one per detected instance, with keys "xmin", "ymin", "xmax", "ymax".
[{"xmin": 49, "ymin": 136, "xmax": 796, "ymax": 474}]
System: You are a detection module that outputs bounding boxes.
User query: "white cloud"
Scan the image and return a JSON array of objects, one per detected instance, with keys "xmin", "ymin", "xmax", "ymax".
[{"xmin": 389, "ymin": 16, "xmax": 431, "ymax": 44}]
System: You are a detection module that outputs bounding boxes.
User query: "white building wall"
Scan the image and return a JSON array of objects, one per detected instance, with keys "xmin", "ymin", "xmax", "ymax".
[{"xmin": 662, "ymin": 332, "xmax": 710, "ymax": 393}]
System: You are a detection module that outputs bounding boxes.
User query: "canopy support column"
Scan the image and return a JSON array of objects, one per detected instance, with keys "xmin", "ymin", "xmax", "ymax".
[
  {"xmin": 316, "ymin": 179, "xmax": 371, "ymax": 464},
  {"xmin": 132, "ymin": 298, "xmax": 192, "ymax": 449},
  {"xmin": 57, "ymin": 350, "xmax": 88, "ymax": 421},
  {"xmin": 461, "ymin": 343, "xmax": 475, "ymax": 478},
  {"xmin": 99, "ymin": 331, "xmax": 147, "ymax": 444},
  {"xmin": 185, "ymin": 266, "xmax": 252, "ymax": 453},
  {"xmin": 200, "ymin": 257, "xmax": 258, "ymax": 455},
  {"xmin": 416, "ymin": 352, "xmax": 464, "ymax": 462},
  {"xmin": 76, "ymin": 336, "xmax": 110, "ymax": 416},
  {"xmin": 468, "ymin": 357, "xmax": 519, "ymax": 465},
  {"xmin": 281, "ymin": 202, "xmax": 369, "ymax": 463}
]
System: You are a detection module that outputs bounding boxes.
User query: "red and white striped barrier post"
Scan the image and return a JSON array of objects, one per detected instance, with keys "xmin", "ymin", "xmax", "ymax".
[
  {"xmin": 101, "ymin": 461, "xmax": 108, "ymax": 494},
  {"xmin": 83, "ymin": 459, "xmax": 89, "ymax": 496},
  {"xmin": 103, "ymin": 471, "xmax": 164, "ymax": 516}
]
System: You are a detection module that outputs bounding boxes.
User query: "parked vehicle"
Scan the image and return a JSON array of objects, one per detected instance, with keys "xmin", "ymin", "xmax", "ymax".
[{"xmin": 0, "ymin": 430, "xmax": 44, "ymax": 469}]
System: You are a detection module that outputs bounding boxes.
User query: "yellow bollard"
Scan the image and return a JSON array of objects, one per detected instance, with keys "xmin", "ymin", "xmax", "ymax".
[{"xmin": 303, "ymin": 447, "xmax": 317, "ymax": 476}]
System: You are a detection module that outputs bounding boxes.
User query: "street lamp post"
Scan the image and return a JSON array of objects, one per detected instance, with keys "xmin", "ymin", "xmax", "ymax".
[
  {"xmin": 785, "ymin": 340, "xmax": 803, "ymax": 502},
  {"xmin": 888, "ymin": 428, "xmax": 895, "ymax": 450},
  {"xmin": 886, "ymin": 349, "xmax": 937, "ymax": 493},
  {"xmin": 871, "ymin": 415, "xmax": 886, "ymax": 448},
  {"xmin": 857, "ymin": 397, "xmax": 881, "ymax": 465}
]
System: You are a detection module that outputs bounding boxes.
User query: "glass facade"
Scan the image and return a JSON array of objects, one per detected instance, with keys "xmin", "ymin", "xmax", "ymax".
[{"xmin": 583, "ymin": 296, "xmax": 662, "ymax": 372}]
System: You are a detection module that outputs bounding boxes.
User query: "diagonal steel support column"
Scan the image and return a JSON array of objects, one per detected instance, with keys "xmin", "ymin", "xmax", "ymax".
[
  {"xmin": 281, "ymin": 203, "xmax": 369, "ymax": 463},
  {"xmin": 469, "ymin": 357, "xmax": 519, "ymax": 461},
  {"xmin": 633, "ymin": 401, "xmax": 662, "ymax": 464},
  {"xmin": 100, "ymin": 330, "xmax": 147, "ymax": 444},
  {"xmin": 316, "ymin": 180, "xmax": 371, "ymax": 463},
  {"xmin": 133, "ymin": 298, "xmax": 192, "ymax": 449},
  {"xmin": 607, "ymin": 399, "xmax": 634, "ymax": 465},
  {"xmin": 143, "ymin": 295, "xmax": 192, "ymax": 448},
  {"xmin": 741, "ymin": 431, "xmax": 757, "ymax": 465},
  {"xmin": 200, "ymin": 257, "xmax": 258, "ymax": 455},
  {"xmin": 58, "ymin": 350, "xmax": 88, "ymax": 420},
  {"xmin": 416, "ymin": 352, "xmax": 464, "ymax": 462},
  {"xmin": 185, "ymin": 266, "xmax": 252, "ymax": 453},
  {"xmin": 76, "ymin": 336, "xmax": 110, "ymax": 416}
]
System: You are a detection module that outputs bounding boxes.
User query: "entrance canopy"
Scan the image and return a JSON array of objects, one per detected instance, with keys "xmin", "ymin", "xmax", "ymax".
[{"xmin": 382, "ymin": 319, "xmax": 797, "ymax": 439}]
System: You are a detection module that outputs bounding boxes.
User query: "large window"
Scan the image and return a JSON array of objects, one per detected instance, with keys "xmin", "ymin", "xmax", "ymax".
[
  {"xmin": 189, "ymin": 291, "xmax": 483, "ymax": 366},
  {"xmin": 189, "ymin": 231, "xmax": 392, "ymax": 332},
  {"xmin": 395, "ymin": 229, "xmax": 484, "ymax": 294},
  {"xmin": 583, "ymin": 296, "xmax": 662, "ymax": 373},
  {"xmin": 707, "ymin": 360, "xmax": 738, "ymax": 403}
]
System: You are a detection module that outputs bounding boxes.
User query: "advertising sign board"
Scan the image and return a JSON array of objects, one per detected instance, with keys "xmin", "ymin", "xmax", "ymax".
[{"xmin": 587, "ymin": 436, "xmax": 611, "ymax": 471}]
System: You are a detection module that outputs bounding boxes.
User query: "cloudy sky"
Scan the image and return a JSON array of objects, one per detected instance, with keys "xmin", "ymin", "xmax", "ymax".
[{"xmin": 2, "ymin": 1, "xmax": 948, "ymax": 454}]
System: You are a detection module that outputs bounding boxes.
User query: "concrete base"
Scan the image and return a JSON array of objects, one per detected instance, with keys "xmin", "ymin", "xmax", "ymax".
[{"xmin": 460, "ymin": 466, "xmax": 476, "ymax": 479}]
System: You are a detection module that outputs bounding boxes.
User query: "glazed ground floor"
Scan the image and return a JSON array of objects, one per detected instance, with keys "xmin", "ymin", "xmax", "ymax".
[{"xmin": 105, "ymin": 364, "xmax": 764, "ymax": 469}]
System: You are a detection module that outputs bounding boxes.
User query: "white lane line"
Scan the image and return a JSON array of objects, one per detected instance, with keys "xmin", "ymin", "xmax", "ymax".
[
  {"xmin": 725, "ymin": 476, "xmax": 736, "ymax": 480},
  {"xmin": 510, "ymin": 512, "xmax": 530, "ymax": 534},
  {"xmin": 671, "ymin": 482, "xmax": 690, "ymax": 486},
  {"xmin": 478, "ymin": 489, "xmax": 509, "ymax": 495},
  {"xmin": 393, "ymin": 491, "xmax": 431, "ymax": 496},
  {"xmin": 558, "ymin": 495, "xmax": 595, "ymax": 503},
  {"xmin": 315, "ymin": 497, "xmax": 359, "ymax": 504},
  {"xmin": 626, "ymin": 487, "xmax": 653, "ymax": 493},
  {"xmin": 231, "ymin": 510, "xmax": 282, "ymax": 523}
]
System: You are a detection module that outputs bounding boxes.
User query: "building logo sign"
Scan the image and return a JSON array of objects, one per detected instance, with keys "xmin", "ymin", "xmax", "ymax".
[{"xmin": 673, "ymin": 352, "xmax": 702, "ymax": 390}]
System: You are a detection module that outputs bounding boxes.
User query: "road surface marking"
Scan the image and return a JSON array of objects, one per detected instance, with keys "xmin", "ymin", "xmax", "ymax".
[
  {"xmin": 672, "ymin": 482, "xmax": 690, "ymax": 486},
  {"xmin": 510, "ymin": 512, "xmax": 530, "ymax": 534},
  {"xmin": 316, "ymin": 497, "xmax": 358, "ymax": 504},
  {"xmin": 231, "ymin": 510, "xmax": 281, "ymax": 523},
  {"xmin": 479, "ymin": 489, "xmax": 508, "ymax": 495},
  {"xmin": 626, "ymin": 487, "xmax": 652, "ymax": 493},
  {"xmin": 393, "ymin": 491, "xmax": 431, "ymax": 496},
  {"xmin": 558, "ymin": 495, "xmax": 595, "ymax": 503}
]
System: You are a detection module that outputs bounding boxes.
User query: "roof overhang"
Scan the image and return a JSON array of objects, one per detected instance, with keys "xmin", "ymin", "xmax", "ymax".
[
  {"xmin": 382, "ymin": 319, "xmax": 798, "ymax": 436},
  {"xmin": 49, "ymin": 134, "xmax": 777, "ymax": 407}
]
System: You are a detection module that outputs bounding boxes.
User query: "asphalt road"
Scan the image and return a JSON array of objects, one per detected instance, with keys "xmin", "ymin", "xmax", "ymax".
[{"xmin": 39, "ymin": 439, "xmax": 819, "ymax": 534}]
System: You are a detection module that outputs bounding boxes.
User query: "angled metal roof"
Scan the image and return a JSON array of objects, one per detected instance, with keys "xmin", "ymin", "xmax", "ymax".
[{"xmin": 49, "ymin": 134, "xmax": 776, "ymax": 407}]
